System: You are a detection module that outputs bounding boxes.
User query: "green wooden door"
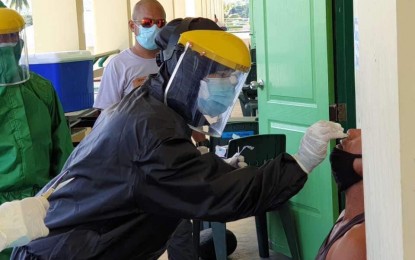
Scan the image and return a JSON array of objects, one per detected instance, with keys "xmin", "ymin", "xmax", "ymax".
[{"xmin": 252, "ymin": 0, "xmax": 338, "ymax": 259}]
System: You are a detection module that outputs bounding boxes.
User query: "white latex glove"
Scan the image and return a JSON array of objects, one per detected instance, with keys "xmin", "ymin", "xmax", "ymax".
[
  {"xmin": 224, "ymin": 153, "xmax": 248, "ymax": 168},
  {"xmin": 0, "ymin": 196, "xmax": 50, "ymax": 250},
  {"xmin": 292, "ymin": 120, "xmax": 347, "ymax": 174},
  {"xmin": 198, "ymin": 145, "xmax": 248, "ymax": 168}
]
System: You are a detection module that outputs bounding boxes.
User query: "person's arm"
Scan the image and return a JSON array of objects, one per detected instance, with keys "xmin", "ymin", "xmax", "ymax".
[
  {"xmin": 93, "ymin": 59, "xmax": 123, "ymax": 110},
  {"xmin": 0, "ymin": 197, "xmax": 49, "ymax": 251},
  {"xmin": 135, "ymin": 140, "xmax": 307, "ymax": 222},
  {"xmin": 134, "ymin": 121, "xmax": 345, "ymax": 222}
]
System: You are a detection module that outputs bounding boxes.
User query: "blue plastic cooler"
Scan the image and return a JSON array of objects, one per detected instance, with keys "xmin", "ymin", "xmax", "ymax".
[{"xmin": 28, "ymin": 51, "xmax": 94, "ymax": 112}]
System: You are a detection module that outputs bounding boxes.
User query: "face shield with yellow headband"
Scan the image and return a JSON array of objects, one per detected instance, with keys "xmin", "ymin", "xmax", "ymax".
[
  {"xmin": 0, "ymin": 6, "xmax": 30, "ymax": 86},
  {"xmin": 164, "ymin": 30, "xmax": 251, "ymax": 137}
]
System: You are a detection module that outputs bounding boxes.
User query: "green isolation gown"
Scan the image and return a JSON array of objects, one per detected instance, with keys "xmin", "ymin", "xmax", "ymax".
[{"xmin": 0, "ymin": 72, "xmax": 73, "ymax": 259}]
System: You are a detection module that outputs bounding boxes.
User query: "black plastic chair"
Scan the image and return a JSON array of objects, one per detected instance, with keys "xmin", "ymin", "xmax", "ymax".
[{"xmin": 194, "ymin": 134, "xmax": 301, "ymax": 260}]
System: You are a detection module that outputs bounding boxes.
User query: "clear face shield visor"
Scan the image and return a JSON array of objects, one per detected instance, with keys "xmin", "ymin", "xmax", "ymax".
[
  {"xmin": 0, "ymin": 29, "xmax": 30, "ymax": 86},
  {"xmin": 164, "ymin": 43, "xmax": 249, "ymax": 137}
]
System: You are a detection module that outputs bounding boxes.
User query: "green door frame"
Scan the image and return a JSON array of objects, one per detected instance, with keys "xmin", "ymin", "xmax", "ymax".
[
  {"xmin": 332, "ymin": 0, "xmax": 356, "ymax": 211},
  {"xmin": 333, "ymin": 0, "xmax": 356, "ymax": 130}
]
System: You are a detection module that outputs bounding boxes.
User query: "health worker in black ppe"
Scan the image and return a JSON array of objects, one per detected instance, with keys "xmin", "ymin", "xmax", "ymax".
[{"xmin": 12, "ymin": 17, "xmax": 347, "ymax": 260}]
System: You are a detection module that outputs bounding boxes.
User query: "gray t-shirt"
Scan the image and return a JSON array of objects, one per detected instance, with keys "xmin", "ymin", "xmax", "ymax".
[{"xmin": 93, "ymin": 49, "xmax": 159, "ymax": 109}]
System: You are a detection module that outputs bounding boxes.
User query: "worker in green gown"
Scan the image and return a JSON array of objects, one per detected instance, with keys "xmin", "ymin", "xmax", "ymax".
[{"xmin": 0, "ymin": 2, "xmax": 73, "ymax": 259}]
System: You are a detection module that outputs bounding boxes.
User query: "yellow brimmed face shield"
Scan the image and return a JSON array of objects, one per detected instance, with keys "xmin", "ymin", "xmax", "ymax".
[
  {"xmin": 164, "ymin": 30, "xmax": 251, "ymax": 137},
  {"xmin": 0, "ymin": 7, "xmax": 30, "ymax": 86}
]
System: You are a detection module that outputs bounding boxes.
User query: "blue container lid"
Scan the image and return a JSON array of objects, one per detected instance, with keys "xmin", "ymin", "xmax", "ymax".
[{"xmin": 27, "ymin": 50, "xmax": 93, "ymax": 64}]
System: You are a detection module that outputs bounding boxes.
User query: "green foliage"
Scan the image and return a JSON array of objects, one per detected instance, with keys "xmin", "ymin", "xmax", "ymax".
[
  {"xmin": 228, "ymin": 13, "xmax": 240, "ymax": 19},
  {"xmin": 22, "ymin": 14, "xmax": 32, "ymax": 26},
  {"xmin": 6, "ymin": 0, "xmax": 29, "ymax": 11},
  {"xmin": 224, "ymin": 0, "xmax": 249, "ymax": 18},
  {"xmin": 223, "ymin": 0, "xmax": 250, "ymax": 32}
]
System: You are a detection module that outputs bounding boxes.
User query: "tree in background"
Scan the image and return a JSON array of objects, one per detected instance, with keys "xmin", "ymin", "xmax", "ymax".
[
  {"xmin": 3, "ymin": 0, "xmax": 32, "ymax": 26},
  {"xmin": 5, "ymin": 0, "xmax": 29, "ymax": 11},
  {"xmin": 223, "ymin": 0, "xmax": 249, "ymax": 32},
  {"xmin": 224, "ymin": 0, "xmax": 248, "ymax": 19}
]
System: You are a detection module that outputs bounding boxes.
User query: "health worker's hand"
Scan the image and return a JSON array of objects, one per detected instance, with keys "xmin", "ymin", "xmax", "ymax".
[
  {"xmin": 224, "ymin": 153, "xmax": 248, "ymax": 168},
  {"xmin": 292, "ymin": 120, "xmax": 347, "ymax": 174},
  {"xmin": 0, "ymin": 196, "xmax": 50, "ymax": 250}
]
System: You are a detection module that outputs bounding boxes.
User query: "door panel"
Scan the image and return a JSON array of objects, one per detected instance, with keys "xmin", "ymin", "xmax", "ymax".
[{"xmin": 253, "ymin": 0, "xmax": 337, "ymax": 259}]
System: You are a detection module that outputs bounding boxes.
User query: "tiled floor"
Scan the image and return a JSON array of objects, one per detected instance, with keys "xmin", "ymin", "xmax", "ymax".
[{"xmin": 159, "ymin": 217, "xmax": 291, "ymax": 260}]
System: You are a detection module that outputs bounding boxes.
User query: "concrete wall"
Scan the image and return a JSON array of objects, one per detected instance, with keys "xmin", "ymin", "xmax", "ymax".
[
  {"xmin": 354, "ymin": 0, "xmax": 415, "ymax": 259},
  {"xmin": 93, "ymin": 0, "xmax": 130, "ymax": 54},
  {"xmin": 31, "ymin": 0, "xmax": 80, "ymax": 52},
  {"xmin": 30, "ymin": 0, "xmax": 224, "ymax": 54}
]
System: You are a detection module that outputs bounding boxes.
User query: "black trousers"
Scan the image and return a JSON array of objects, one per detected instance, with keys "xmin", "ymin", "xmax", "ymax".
[{"xmin": 166, "ymin": 219, "xmax": 197, "ymax": 260}]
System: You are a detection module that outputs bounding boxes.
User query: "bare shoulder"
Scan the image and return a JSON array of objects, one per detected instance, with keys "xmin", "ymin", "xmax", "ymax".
[{"xmin": 326, "ymin": 222, "xmax": 366, "ymax": 260}]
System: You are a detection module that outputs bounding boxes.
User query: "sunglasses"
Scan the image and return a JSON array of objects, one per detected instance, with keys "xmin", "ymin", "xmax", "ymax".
[{"xmin": 134, "ymin": 18, "xmax": 166, "ymax": 28}]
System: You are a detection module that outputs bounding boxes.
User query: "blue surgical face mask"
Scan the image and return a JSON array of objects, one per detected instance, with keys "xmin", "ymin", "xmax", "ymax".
[
  {"xmin": 197, "ymin": 77, "xmax": 236, "ymax": 117},
  {"xmin": 135, "ymin": 24, "xmax": 160, "ymax": 50}
]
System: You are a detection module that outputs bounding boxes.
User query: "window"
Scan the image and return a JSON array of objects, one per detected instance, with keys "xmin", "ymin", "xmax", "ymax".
[
  {"xmin": 224, "ymin": 0, "xmax": 249, "ymax": 33},
  {"xmin": 83, "ymin": 0, "xmax": 95, "ymax": 52}
]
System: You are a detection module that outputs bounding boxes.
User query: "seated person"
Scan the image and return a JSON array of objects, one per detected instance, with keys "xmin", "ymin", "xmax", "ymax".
[{"xmin": 316, "ymin": 129, "xmax": 365, "ymax": 260}]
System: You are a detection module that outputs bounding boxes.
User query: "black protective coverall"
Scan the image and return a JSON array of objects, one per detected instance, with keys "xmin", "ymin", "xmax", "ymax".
[{"xmin": 11, "ymin": 78, "xmax": 307, "ymax": 260}]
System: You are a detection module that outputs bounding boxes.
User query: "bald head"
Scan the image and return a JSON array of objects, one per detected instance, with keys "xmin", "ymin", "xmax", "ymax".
[
  {"xmin": 129, "ymin": 0, "xmax": 166, "ymax": 55},
  {"xmin": 132, "ymin": 0, "xmax": 166, "ymax": 20}
]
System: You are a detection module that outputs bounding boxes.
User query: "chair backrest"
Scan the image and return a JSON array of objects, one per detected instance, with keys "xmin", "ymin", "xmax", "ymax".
[{"xmin": 227, "ymin": 134, "xmax": 286, "ymax": 167}]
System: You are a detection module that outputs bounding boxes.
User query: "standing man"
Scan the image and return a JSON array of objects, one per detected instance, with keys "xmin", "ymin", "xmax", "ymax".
[
  {"xmin": 93, "ymin": 0, "xmax": 210, "ymax": 150},
  {"xmin": 93, "ymin": 0, "xmax": 166, "ymax": 109},
  {"xmin": 0, "ymin": 2, "xmax": 73, "ymax": 259}
]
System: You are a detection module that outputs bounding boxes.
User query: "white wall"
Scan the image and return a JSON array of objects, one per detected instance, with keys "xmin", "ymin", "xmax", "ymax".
[
  {"xmin": 30, "ymin": 0, "xmax": 223, "ymax": 54},
  {"xmin": 93, "ymin": 0, "xmax": 130, "ymax": 54},
  {"xmin": 354, "ymin": 0, "xmax": 415, "ymax": 259},
  {"xmin": 32, "ymin": 0, "xmax": 80, "ymax": 52}
]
